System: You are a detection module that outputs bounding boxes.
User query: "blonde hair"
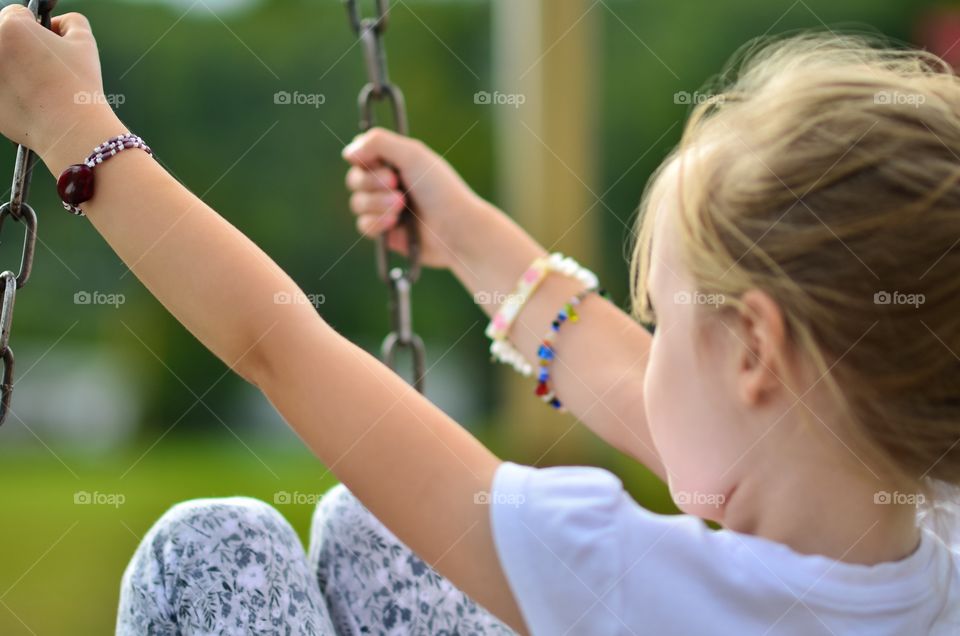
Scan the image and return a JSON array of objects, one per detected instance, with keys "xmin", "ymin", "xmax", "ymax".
[{"xmin": 631, "ymin": 33, "xmax": 960, "ymax": 490}]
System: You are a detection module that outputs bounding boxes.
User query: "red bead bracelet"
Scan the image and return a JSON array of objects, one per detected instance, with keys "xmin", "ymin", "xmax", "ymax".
[{"xmin": 56, "ymin": 134, "xmax": 153, "ymax": 216}]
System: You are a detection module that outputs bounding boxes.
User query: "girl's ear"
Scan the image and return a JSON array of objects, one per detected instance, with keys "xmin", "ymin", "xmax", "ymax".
[{"xmin": 735, "ymin": 289, "xmax": 789, "ymax": 407}]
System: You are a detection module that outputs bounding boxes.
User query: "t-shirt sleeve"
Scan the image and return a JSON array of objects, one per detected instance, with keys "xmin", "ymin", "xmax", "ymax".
[{"xmin": 490, "ymin": 461, "xmax": 631, "ymax": 635}]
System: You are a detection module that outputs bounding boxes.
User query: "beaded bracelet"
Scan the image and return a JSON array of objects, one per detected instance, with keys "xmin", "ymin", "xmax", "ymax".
[
  {"xmin": 485, "ymin": 253, "xmax": 599, "ymax": 376},
  {"xmin": 535, "ymin": 287, "xmax": 599, "ymax": 411},
  {"xmin": 56, "ymin": 134, "xmax": 154, "ymax": 216}
]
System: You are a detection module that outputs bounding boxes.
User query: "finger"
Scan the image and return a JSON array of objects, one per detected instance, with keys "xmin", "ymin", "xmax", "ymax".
[
  {"xmin": 341, "ymin": 127, "xmax": 425, "ymax": 172},
  {"xmin": 0, "ymin": 4, "xmax": 33, "ymax": 20},
  {"xmin": 50, "ymin": 12, "xmax": 94, "ymax": 42},
  {"xmin": 356, "ymin": 217, "xmax": 413, "ymax": 257},
  {"xmin": 0, "ymin": 4, "xmax": 57, "ymax": 49},
  {"xmin": 356, "ymin": 214, "xmax": 399, "ymax": 237},
  {"xmin": 350, "ymin": 191, "xmax": 405, "ymax": 218},
  {"xmin": 345, "ymin": 166, "xmax": 398, "ymax": 192},
  {"xmin": 357, "ymin": 215, "xmax": 376, "ymax": 237}
]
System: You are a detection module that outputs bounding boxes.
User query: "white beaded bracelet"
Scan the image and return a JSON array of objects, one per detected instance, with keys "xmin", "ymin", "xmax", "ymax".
[{"xmin": 484, "ymin": 253, "xmax": 599, "ymax": 376}]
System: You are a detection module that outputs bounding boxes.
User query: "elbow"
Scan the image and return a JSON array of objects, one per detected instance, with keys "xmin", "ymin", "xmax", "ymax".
[
  {"xmin": 232, "ymin": 321, "xmax": 281, "ymax": 391},
  {"xmin": 234, "ymin": 343, "xmax": 269, "ymax": 390},
  {"xmin": 234, "ymin": 305, "xmax": 334, "ymax": 393}
]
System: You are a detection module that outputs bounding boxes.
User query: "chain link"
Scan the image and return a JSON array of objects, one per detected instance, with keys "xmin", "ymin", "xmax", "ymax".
[
  {"xmin": 0, "ymin": 0, "xmax": 56, "ymax": 425},
  {"xmin": 344, "ymin": 0, "xmax": 425, "ymax": 393}
]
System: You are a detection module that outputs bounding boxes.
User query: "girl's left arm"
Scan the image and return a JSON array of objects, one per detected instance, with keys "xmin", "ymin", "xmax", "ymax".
[{"xmin": 0, "ymin": 8, "xmax": 527, "ymax": 632}]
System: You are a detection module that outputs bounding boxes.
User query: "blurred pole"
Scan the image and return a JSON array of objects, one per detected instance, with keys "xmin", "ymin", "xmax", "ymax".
[{"xmin": 492, "ymin": 0, "xmax": 601, "ymax": 464}]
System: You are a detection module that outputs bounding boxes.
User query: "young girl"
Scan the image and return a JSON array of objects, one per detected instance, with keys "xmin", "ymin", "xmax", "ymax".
[{"xmin": 0, "ymin": 5, "xmax": 957, "ymax": 634}]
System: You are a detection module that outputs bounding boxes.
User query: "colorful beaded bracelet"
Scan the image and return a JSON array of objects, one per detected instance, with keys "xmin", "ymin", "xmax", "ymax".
[
  {"xmin": 485, "ymin": 253, "xmax": 599, "ymax": 376},
  {"xmin": 56, "ymin": 134, "xmax": 154, "ymax": 216},
  {"xmin": 535, "ymin": 287, "xmax": 600, "ymax": 411}
]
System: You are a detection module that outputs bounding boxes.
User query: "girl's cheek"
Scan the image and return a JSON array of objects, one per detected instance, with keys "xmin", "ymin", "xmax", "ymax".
[
  {"xmin": 643, "ymin": 332, "xmax": 671, "ymax": 447},
  {"xmin": 645, "ymin": 324, "xmax": 712, "ymax": 497}
]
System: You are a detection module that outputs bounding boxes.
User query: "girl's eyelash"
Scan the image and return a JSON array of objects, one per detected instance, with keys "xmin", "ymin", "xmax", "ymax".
[{"xmin": 644, "ymin": 294, "xmax": 657, "ymax": 334}]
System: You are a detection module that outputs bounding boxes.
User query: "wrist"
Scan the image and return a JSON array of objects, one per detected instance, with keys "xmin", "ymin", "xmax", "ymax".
[
  {"xmin": 39, "ymin": 107, "xmax": 129, "ymax": 177},
  {"xmin": 450, "ymin": 198, "xmax": 546, "ymax": 316}
]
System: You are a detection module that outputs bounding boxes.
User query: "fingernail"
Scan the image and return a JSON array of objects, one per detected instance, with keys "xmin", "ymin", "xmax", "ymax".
[{"xmin": 391, "ymin": 192, "xmax": 405, "ymax": 209}]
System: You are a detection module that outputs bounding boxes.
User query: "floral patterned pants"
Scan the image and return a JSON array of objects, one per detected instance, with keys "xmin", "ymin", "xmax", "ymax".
[{"xmin": 116, "ymin": 485, "xmax": 516, "ymax": 635}]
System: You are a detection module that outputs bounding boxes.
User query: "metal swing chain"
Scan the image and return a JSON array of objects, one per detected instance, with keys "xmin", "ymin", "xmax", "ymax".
[
  {"xmin": 0, "ymin": 0, "xmax": 56, "ymax": 425},
  {"xmin": 344, "ymin": 0, "xmax": 426, "ymax": 393}
]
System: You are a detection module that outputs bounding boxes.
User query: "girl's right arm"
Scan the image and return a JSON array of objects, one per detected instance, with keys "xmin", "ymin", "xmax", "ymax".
[{"xmin": 344, "ymin": 130, "xmax": 665, "ymax": 479}]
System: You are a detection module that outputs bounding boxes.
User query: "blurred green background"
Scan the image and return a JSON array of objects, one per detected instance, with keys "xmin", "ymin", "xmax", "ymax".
[{"xmin": 0, "ymin": 0, "xmax": 948, "ymax": 632}]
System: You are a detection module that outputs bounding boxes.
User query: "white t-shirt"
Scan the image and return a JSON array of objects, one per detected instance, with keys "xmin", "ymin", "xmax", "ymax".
[{"xmin": 490, "ymin": 462, "xmax": 960, "ymax": 635}]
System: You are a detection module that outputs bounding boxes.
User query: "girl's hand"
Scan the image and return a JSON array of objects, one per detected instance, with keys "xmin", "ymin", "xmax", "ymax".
[
  {"xmin": 343, "ymin": 128, "xmax": 490, "ymax": 270},
  {"xmin": 0, "ymin": 7, "xmax": 110, "ymax": 153}
]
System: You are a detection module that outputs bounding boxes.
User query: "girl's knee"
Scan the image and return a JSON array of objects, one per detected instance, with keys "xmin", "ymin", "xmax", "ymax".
[
  {"xmin": 121, "ymin": 498, "xmax": 333, "ymax": 635},
  {"xmin": 309, "ymin": 484, "xmax": 410, "ymax": 568},
  {"xmin": 156, "ymin": 496, "xmax": 287, "ymax": 535},
  {"xmin": 313, "ymin": 483, "xmax": 354, "ymax": 517},
  {"xmin": 310, "ymin": 484, "xmax": 376, "ymax": 550},
  {"xmin": 143, "ymin": 496, "xmax": 300, "ymax": 565},
  {"xmin": 126, "ymin": 496, "xmax": 305, "ymax": 601},
  {"xmin": 313, "ymin": 484, "xmax": 365, "ymax": 527},
  {"xmin": 160, "ymin": 495, "xmax": 280, "ymax": 523},
  {"xmin": 122, "ymin": 497, "xmax": 294, "ymax": 622}
]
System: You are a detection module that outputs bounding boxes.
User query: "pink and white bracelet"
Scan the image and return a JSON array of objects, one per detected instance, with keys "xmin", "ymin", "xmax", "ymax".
[
  {"xmin": 56, "ymin": 134, "xmax": 154, "ymax": 216},
  {"xmin": 485, "ymin": 252, "xmax": 599, "ymax": 376}
]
